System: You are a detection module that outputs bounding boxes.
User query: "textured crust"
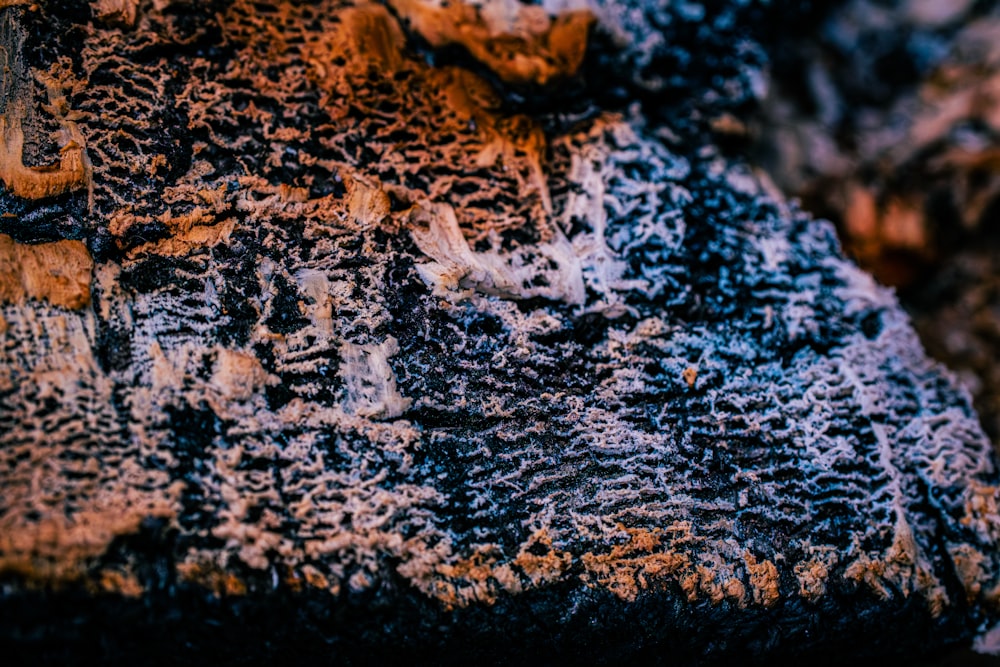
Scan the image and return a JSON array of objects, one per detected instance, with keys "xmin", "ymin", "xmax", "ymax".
[{"xmin": 0, "ymin": 0, "xmax": 999, "ymax": 662}]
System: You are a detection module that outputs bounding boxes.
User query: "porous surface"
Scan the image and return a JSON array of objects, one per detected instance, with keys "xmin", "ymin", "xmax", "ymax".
[{"xmin": 1, "ymin": 1, "xmax": 1000, "ymax": 664}]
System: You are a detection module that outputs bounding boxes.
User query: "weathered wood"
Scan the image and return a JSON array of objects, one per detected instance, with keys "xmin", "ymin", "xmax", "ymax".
[{"xmin": 0, "ymin": 1, "xmax": 998, "ymax": 664}]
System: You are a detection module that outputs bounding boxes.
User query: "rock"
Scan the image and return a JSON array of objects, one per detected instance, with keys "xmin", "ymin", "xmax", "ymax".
[{"xmin": 1, "ymin": 0, "xmax": 999, "ymax": 664}]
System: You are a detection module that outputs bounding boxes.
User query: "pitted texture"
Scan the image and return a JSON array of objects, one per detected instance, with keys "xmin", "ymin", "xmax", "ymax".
[{"xmin": 1, "ymin": 0, "xmax": 999, "ymax": 663}]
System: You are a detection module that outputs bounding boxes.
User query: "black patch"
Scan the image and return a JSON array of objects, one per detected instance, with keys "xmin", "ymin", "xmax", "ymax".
[
  {"xmin": 119, "ymin": 256, "xmax": 205, "ymax": 294},
  {"xmin": 265, "ymin": 273, "xmax": 309, "ymax": 335}
]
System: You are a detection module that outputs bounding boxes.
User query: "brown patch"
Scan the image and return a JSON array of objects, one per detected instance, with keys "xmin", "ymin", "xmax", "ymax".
[
  {"xmin": 682, "ymin": 366, "xmax": 698, "ymax": 388},
  {"xmin": 346, "ymin": 175, "xmax": 391, "ymax": 229},
  {"xmin": 581, "ymin": 527, "xmax": 692, "ymax": 602},
  {"xmin": 210, "ymin": 349, "xmax": 276, "ymax": 402},
  {"xmin": 512, "ymin": 530, "xmax": 572, "ymax": 586},
  {"xmin": 92, "ymin": 0, "xmax": 140, "ymax": 26},
  {"xmin": 96, "ymin": 569, "xmax": 144, "ymax": 597},
  {"xmin": 0, "ymin": 234, "xmax": 93, "ymax": 309},
  {"xmin": 0, "ymin": 52, "xmax": 92, "ymax": 204},
  {"xmin": 842, "ymin": 183, "xmax": 878, "ymax": 251},
  {"xmin": 319, "ymin": 2, "xmax": 407, "ymax": 76},
  {"xmin": 438, "ymin": 545, "xmax": 503, "ymax": 585},
  {"xmin": 949, "ymin": 543, "xmax": 986, "ymax": 602},
  {"xmin": 0, "ymin": 112, "xmax": 89, "ymax": 200},
  {"xmin": 135, "ymin": 219, "xmax": 238, "ymax": 258},
  {"xmin": 387, "ymin": 0, "xmax": 594, "ymax": 86},
  {"xmin": 879, "ymin": 197, "xmax": 928, "ymax": 255},
  {"xmin": 710, "ymin": 113, "xmax": 748, "ymax": 138},
  {"xmin": 283, "ymin": 565, "xmax": 336, "ymax": 595},
  {"xmin": 794, "ymin": 553, "xmax": 836, "ymax": 602},
  {"xmin": 743, "ymin": 552, "xmax": 780, "ymax": 607},
  {"xmin": 844, "ymin": 552, "xmax": 890, "ymax": 599},
  {"xmin": 835, "ymin": 182, "xmax": 935, "ymax": 286},
  {"xmin": 176, "ymin": 562, "xmax": 249, "ymax": 597},
  {"xmin": 0, "ymin": 504, "xmax": 175, "ymax": 587},
  {"xmin": 302, "ymin": 564, "xmax": 332, "ymax": 592}
]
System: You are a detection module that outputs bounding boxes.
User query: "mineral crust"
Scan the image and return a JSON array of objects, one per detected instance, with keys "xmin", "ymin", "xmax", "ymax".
[{"xmin": 1, "ymin": 0, "xmax": 999, "ymax": 664}]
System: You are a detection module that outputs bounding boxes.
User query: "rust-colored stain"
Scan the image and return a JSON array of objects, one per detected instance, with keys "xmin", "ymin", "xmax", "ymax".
[
  {"xmin": 387, "ymin": 0, "xmax": 594, "ymax": 86},
  {"xmin": 0, "ymin": 234, "xmax": 93, "ymax": 310}
]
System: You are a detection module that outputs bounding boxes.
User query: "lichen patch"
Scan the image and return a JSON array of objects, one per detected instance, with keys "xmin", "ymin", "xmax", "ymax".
[
  {"xmin": 794, "ymin": 548, "xmax": 838, "ymax": 602},
  {"xmin": 744, "ymin": 553, "xmax": 780, "ymax": 607}
]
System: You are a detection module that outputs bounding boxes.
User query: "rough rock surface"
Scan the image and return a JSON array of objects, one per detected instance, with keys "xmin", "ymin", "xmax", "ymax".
[{"xmin": 1, "ymin": 0, "xmax": 1000, "ymax": 664}]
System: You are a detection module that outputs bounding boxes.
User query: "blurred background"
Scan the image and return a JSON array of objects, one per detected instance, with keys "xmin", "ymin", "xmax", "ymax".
[{"xmin": 750, "ymin": 0, "xmax": 1000, "ymax": 450}]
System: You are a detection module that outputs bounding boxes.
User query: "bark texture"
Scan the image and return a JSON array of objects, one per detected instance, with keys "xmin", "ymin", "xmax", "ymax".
[{"xmin": 1, "ymin": 1, "xmax": 999, "ymax": 664}]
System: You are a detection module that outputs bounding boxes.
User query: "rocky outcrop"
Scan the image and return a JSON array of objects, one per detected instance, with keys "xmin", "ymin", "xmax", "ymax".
[{"xmin": 1, "ymin": 1, "xmax": 999, "ymax": 664}]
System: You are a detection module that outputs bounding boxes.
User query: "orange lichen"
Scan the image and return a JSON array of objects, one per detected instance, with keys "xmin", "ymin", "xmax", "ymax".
[
  {"xmin": 949, "ymin": 543, "xmax": 987, "ymax": 603},
  {"xmin": 861, "ymin": 542, "xmax": 946, "ymax": 613},
  {"xmin": 691, "ymin": 562, "xmax": 746, "ymax": 605},
  {"xmin": 407, "ymin": 532, "xmax": 571, "ymax": 609},
  {"xmin": 437, "ymin": 546, "xmax": 502, "ymax": 584},
  {"xmin": 432, "ymin": 546, "xmax": 507, "ymax": 608},
  {"xmin": 962, "ymin": 482, "xmax": 1000, "ymax": 540},
  {"xmin": 387, "ymin": 0, "xmax": 594, "ymax": 86},
  {"xmin": 845, "ymin": 552, "xmax": 891, "ymax": 599},
  {"xmin": 841, "ymin": 516, "xmax": 949, "ymax": 614},
  {"xmin": 512, "ymin": 529, "xmax": 572, "ymax": 586},
  {"xmin": 176, "ymin": 562, "xmax": 249, "ymax": 597},
  {"xmin": 96, "ymin": 569, "xmax": 145, "ymax": 597},
  {"xmin": 0, "ymin": 234, "xmax": 94, "ymax": 309},
  {"xmin": 303, "ymin": 564, "xmax": 333, "ymax": 591},
  {"xmin": 581, "ymin": 527, "xmax": 692, "ymax": 602},
  {"xmin": 743, "ymin": 553, "xmax": 780, "ymax": 607},
  {"xmin": 794, "ymin": 551, "xmax": 837, "ymax": 602}
]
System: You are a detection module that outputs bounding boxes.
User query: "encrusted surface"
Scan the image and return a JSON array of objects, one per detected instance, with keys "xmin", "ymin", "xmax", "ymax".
[{"xmin": 1, "ymin": 0, "xmax": 999, "ymax": 663}]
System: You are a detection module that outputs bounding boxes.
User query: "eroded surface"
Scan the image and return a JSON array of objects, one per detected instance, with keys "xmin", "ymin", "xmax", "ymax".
[{"xmin": 0, "ymin": 0, "xmax": 999, "ymax": 660}]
